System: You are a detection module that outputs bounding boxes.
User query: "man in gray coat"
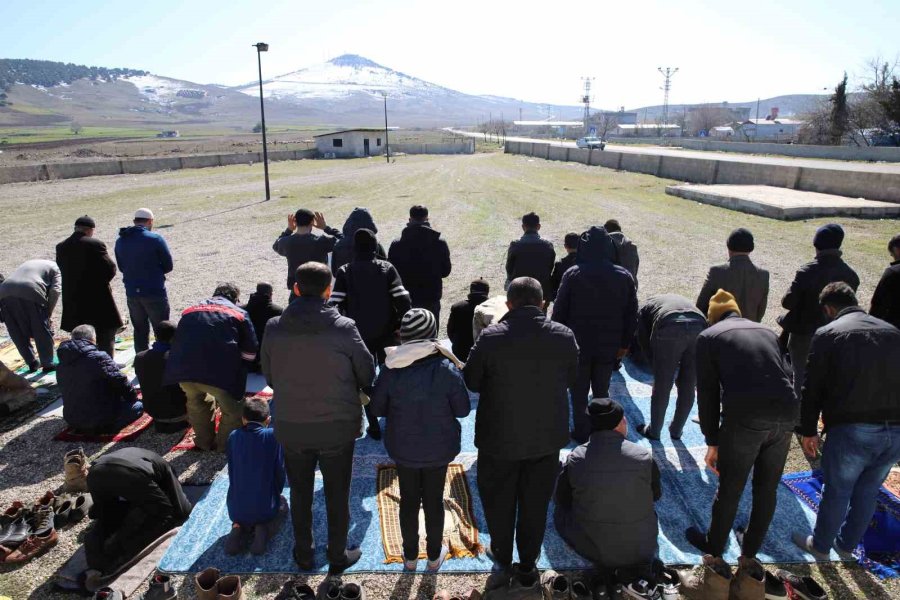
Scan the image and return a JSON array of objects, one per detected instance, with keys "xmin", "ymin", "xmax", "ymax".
[
  {"xmin": 555, "ymin": 397, "xmax": 661, "ymax": 570},
  {"xmin": 261, "ymin": 261, "xmax": 375, "ymax": 575},
  {"xmin": 0, "ymin": 259, "xmax": 61, "ymax": 372},
  {"xmin": 696, "ymin": 228, "xmax": 769, "ymax": 323}
]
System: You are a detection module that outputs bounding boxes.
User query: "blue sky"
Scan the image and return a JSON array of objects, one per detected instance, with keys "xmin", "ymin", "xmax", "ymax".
[{"xmin": 1, "ymin": 0, "xmax": 896, "ymax": 108}]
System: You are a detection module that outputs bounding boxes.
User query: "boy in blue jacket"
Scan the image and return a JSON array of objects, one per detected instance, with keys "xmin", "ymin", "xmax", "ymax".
[{"xmin": 225, "ymin": 397, "xmax": 287, "ymax": 555}]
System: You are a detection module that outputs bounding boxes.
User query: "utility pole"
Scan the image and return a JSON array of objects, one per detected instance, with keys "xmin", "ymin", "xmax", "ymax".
[
  {"xmin": 581, "ymin": 76, "xmax": 594, "ymax": 130},
  {"xmin": 253, "ymin": 42, "xmax": 271, "ymax": 200},
  {"xmin": 755, "ymin": 97, "xmax": 760, "ymax": 142},
  {"xmin": 657, "ymin": 67, "xmax": 679, "ymax": 126},
  {"xmin": 382, "ymin": 92, "xmax": 390, "ymax": 163}
]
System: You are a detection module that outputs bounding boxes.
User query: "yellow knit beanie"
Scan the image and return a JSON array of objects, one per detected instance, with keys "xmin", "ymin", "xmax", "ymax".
[{"xmin": 707, "ymin": 289, "xmax": 741, "ymax": 324}]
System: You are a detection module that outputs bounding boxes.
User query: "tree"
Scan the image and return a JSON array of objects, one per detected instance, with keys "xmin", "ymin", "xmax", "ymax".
[
  {"xmin": 593, "ymin": 112, "xmax": 619, "ymax": 139},
  {"xmin": 829, "ymin": 73, "xmax": 850, "ymax": 145},
  {"xmin": 880, "ymin": 78, "xmax": 900, "ymax": 129},
  {"xmin": 70, "ymin": 121, "xmax": 83, "ymax": 135},
  {"xmin": 252, "ymin": 122, "xmax": 263, "ymax": 133}
]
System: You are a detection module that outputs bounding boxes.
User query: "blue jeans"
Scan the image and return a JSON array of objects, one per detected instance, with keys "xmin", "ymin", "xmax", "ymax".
[
  {"xmin": 813, "ymin": 422, "xmax": 900, "ymax": 554},
  {"xmin": 126, "ymin": 295, "xmax": 170, "ymax": 353}
]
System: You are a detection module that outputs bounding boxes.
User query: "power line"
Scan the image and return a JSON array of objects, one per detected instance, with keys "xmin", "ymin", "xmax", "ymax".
[{"xmin": 657, "ymin": 67, "xmax": 679, "ymax": 125}]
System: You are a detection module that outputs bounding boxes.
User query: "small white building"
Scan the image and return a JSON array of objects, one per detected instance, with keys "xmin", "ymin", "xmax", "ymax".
[
  {"xmin": 612, "ymin": 123, "xmax": 683, "ymax": 137},
  {"xmin": 314, "ymin": 128, "xmax": 388, "ymax": 158},
  {"xmin": 736, "ymin": 118, "xmax": 804, "ymax": 142}
]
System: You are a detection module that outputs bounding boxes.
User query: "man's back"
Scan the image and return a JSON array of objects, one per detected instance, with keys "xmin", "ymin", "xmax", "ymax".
[
  {"xmin": 58, "ymin": 338, "xmax": 135, "ymax": 428},
  {"xmin": 447, "ymin": 298, "xmax": 480, "ymax": 360},
  {"xmin": 870, "ymin": 262, "xmax": 900, "ymax": 329},
  {"xmin": 0, "ymin": 259, "xmax": 60, "ymax": 306},
  {"xmin": 506, "ymin": 233, "xmax": 555, "ymax": 296},
  {"xmin": 332, "ymin": 258, "xmax": 410, "ymax": 346},
  {"xmin": 273, "ymin": 232, "xmax": 337, "ymax": 290},
  {"xmin": 134, "ymin": 346, "xmax": 186, "ymax": 421},
  {"xmin": 608, "ymin": 231, "xmax": 639, "ymax": 284},
  {"xmin": 697, "ymin": 255, "xmax": 769, "ymax": 322},
  {"xmin": 388, "ymin": 224, "xmax": 451, "ymax": 303},
  {"xmin": 782, "ymin": 251, "xmax": 860, "ymax": 334},
  {"xmin": 115, "ymin": 225, "xmax": 173, "ymax": 297}
]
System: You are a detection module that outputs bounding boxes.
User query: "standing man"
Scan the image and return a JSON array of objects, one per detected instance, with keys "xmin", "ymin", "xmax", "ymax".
[
  {"xmin": 869, "ymin": 233, "xmax": 900, "ymax": 329},
  {"xmin": 793, "ymin": 283, "xmax": 900, "ymax": 559},
  {"xmin": 56, "ymin": 215, "xmax": 123, "ymax": 358},
  {"xmin": 505, "ymin": 212, "xmax": 555, "ymax": 308},
  {"xmin": 552, "ymin": 226, "xmax": 637, "ymax": 443},
  {"xmin": 115, "ymin": 208, "xmax": 173, "ymax": 353},
  {"xmin": 684, "ymin": 290, "xmax": 797, "ymax": 596},
  {"xmin": 262, "ymin": 262, "xmax": 375, "ymax": 574},
  {"xmin": 164, "ymin": 284, "xmax": 258, "ymax": 452},
  {"xmin": 780, "ymin": 223, "xmax": 859, "ymax": 398},
  {"xmin": 635, "ymin": 294, "xmax": 707, "ymax": 441},
  {"xmin": 549, "ymin": 232, "xmax": 579, "ymax": 303},
  {"xmin": 0, "ymin": 259, "xmax": 61, "ymax": 372},
  {"xmin": 273, "ymin": 209, "xmax": 342, "ymax": 302},
  {"xmin": 464, "ymin": 277, "xmax": 578, "ymax": 587},
  {"xmin": 604, "ymin": 219, "xmax": 639, "ymax": 288},
  {"xmin": 696, "ymin": 228, "xmax": 769, "ymax": 323},
  {"xmin": 388, "ymin": 205, "xmax": 452, "ymax": 324}
]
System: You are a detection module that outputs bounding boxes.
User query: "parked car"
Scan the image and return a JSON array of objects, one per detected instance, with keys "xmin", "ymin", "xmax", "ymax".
[{"xmin": 576, "ymin": 136, "xmax": 606, "ymax": 150}]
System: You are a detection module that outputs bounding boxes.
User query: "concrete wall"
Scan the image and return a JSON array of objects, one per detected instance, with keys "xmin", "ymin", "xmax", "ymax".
[
  {"xmin": 0, "ymin": 148, "xmax": 318, "ymax": 185},
  {"xmin": 391, "ymin": 141, "xmax": 474, "ymax": 155},
  {"xmin": 606, "ymin": 137, "xmax": 900, "ymax": 162},
  {"xmin": 504, "ymin": 141, "xmax": 900, "ymax": 204}
]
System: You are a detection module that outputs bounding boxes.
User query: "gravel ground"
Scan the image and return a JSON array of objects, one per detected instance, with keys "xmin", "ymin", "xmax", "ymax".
[{"xmin": 1, "ymin": 153, "xmax": 897, "ymax": 598}]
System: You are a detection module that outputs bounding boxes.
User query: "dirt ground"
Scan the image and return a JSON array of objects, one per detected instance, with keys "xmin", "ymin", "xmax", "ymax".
[{"xmin": 0, "ymin": 153, "xmax": 897, "ymax": 599}]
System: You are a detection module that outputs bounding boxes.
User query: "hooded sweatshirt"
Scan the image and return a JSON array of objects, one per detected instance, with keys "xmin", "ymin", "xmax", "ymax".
[
  {"xmin": 114, "ymin": 225, "xmax": 173, "ymax": 297},
  {"xmin": 551, "ymin": 226, "xmax": 638, "ymax": 356},
  {"xmin": 331, "ymin": 208, "xmax": 387, "ymax": 275}
]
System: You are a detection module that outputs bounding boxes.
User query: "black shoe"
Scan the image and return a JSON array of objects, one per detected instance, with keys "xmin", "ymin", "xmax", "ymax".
[
  {"xmin": 685, "ymin": 526, "xmax": 712, "ymax": 554},
  {"xmin": 26, "ymin": 362, "xmax": 40, "ymax": 374},
  {"xmin": 317, "ymin": 577, "xmax": 343, "ymax": 600},
  {"xmin": 366, "ymin": 426, "xmax": 382, "ymax": 441},
  {"xmin": 294, "ymin": 547, "xmax": 315, "ymax": 571},
  {"xmin": 636, "ymin": 424, "xmax": 660, "ymax": 441},
  {"xmin": 41, "ymin": 365, "xmax": 56, "ymax": 373},
  {"xmin": 328, "ymin": 547, "xmax": 361, "ymax": 575},
  {"xmin": 775, "ymin": 569, "xmax": 826, "ymax": 600},
  {"xmin": 0, "ymin": 516, "xmax": 30, "ymax": 547}
]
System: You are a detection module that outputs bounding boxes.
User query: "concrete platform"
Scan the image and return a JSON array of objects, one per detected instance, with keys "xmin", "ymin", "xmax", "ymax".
[{"xmin": 665, "ymin": 184, "xmax": 900, "ymax": 220}]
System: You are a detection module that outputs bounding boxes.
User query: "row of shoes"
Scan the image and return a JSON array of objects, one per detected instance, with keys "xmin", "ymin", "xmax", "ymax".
[
  {"xmin": 93, "ymin": 573, "xmax": 177, "ymax": 600},
  {"xmin": 679, "ymin": 555, "xmax": 827, "ymax": 600},
  {"xmin": 483, "ymin": 564, "xmax": 681, "ymax": 600},
  {"xmin": 0, "ymin": 491, "xmax": 59, "ymax": 564},
  {"xmin": 46, "ymin": 489, "xmax": 94, "ymax": 529}
]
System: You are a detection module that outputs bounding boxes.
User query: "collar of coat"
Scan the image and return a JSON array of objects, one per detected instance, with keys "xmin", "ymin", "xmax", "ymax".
[
  {"xmin": 834, "ymin": 306, "xmax": 866, "ymax": 320},
  {"xmin": 499, "ymin": 305, "xmax": 545, "ymax": 322}
]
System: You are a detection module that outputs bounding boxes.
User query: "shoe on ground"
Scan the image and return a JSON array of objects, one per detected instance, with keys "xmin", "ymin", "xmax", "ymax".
[
  {"xmin": 0, "ymin": 516, "xmax": 31, "ymax": 548},
  {"xmin": 763, "ymin": 571, "xmax": 787, "ymax": 599},
  {"xmin": 678, "ymin": 555, "xmax": 732, "ymax": 600},
  {"xmin": 53, "ymin": 498, "xmax": 72, "ymax": 529},
  {"xmin": 774, "ymin": 569, "xmax": 826, "ymax": 600},
  {"xmin": 317, "ymin": 576, "xmax": 343, "ymax": 600},
  {"xmin": 328, "ymin": 547, "xmax": 362, "ymax": 575},
  {"xmin": 656, "ymin": 567, "xmax": 680, "ymax": 600},
  {"xmin": 195, "ymin": 567, "xmax": 221, "ymax": 600},
  {"xmin": 340, "ymin": 582, "xmax": 366, "ymax": 600},
  {"xmin": 250, "ymin": 523, "xmax": 270, "ymax": 555},
  {"xmin": 225, "ymin": 524, "xmax": 248, "ymax": 556},
  {"xmin": 540, "ymin": 570, "xmax": 571, "ymax": 600},
  {"xmin": 623, "ymin": 578, "xmax": 661, "ymax": 599},
  {"xmin": 283, "ymin": 581, "xmax": 315, "ymax": 600},
  {"xmin": 404, "ymin": 556, "xmax": 418, "ymax": 571},
  {"xmin": 137, "ymin": 573, "xmax": 177, "ymax": 600},
  {"xmin": 69, "ymin": 494, "xmax": 93, "ymax": 525},
  {"xmin": 730, "ymin": 556, "xmax": 765, "ymax": 600},
  {"xmin": 506, "ymin": 564, "xmax": 540, "ymax": 599},
  {"xmin": 570, "ymin": 579, "xmax": 593, "ymax": 599},
  {"xmin": 216, "ymin": 575, "xmax": 243, "ymax": 600},
  {"xmin": 636, "ymin": 424, "xmax": 660, "ymax": 441},
  {"xmin": 426, "ymin": 545, "xmax": 449, "ymax": 572},
  {"xmin": 93, "ymin": 588, "xmax": 124, "ymax": 600},
  {"xmin": 64, "ymin": 448, "xmax": 90, "ymax": 493},
  {"xmin": 3, "ymin": 527, "xmax": 58, "ymax": 564},
  {"xmin": 35, "ymin": 490, "xmax": 55, "ymax": 509},
  {"xmin": 484, "ymin": 565, "xmax": 512, "ymax": 592},
  {"xmin": 792, "ymin": 533, "xmax": 831, "ymax": 561},
  {"xmin": 685, "ymin": 526, "xmax": 712, "ymax": 555},
  {"xmin": 29, "ymin": 505, "xmax": 55, "ymax": 536}
]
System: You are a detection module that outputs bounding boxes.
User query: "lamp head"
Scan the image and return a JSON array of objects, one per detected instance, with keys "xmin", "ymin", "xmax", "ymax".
[{"xmin": 254, "ymin": 42, "xmax": 269, "ymax": 52}]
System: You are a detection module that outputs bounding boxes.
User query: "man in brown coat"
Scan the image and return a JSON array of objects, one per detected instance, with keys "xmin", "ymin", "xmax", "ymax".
[
  {"xmin": 56, "ymin": 215, "xmax": 123, "ymax": 358},
  {"xmin": 696, "ymin": 228, "xmax": 769, "ymax": 323}
]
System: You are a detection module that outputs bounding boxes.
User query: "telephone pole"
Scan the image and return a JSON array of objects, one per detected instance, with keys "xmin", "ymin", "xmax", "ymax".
[{"xmin": 657, "ymin": 67, "xmax": 679, "ymax": 125}]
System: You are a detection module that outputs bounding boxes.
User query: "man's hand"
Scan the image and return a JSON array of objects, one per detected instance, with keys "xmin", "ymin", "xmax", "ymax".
[
  {"xmin": 801, "ymin": 435, "xmax": 820, "ymax": 458},
  {"xmin": 705, "ymin": 446, "xmax": 719, "ymax": 476},
  {"xmin": 287, "ymin": 213, "xmax": 297, "ymax": 232},
  {"xmin": 313, "ymin": 211, "xmax": 327, "ymax": 230},
  {"xmin": 616, "ymin": 347, "xmax": 629, "ymax": 360}
]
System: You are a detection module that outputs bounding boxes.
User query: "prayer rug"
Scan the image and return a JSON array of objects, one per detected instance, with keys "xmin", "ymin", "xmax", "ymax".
[
  {"xmin": 375, "ymin": 463, "xmax": 481, "ymax": 564},
  {"xmin": 54, "ymin": 411, "xmax": 154, "ymax": 443},
  {"xmin": 783, "ymin": 470, "xmax": 900, "ymax": 578}
]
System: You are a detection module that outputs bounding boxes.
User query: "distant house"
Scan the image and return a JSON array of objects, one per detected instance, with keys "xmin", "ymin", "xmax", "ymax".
[
  {"xmin": 612, "ymin": 123, "xmax": 682, "ymax": 137},
  {"xmin": 710, "ymin": 126, "xmax": 735, "ymax": 138},
  {"xmin": 735, "ymin": 118, "xmax": 804, "ymax": 142},
  {"xmin": 157, "ymin": 130, "xmax": 180, "ymax": 138},
  {"xmin": 314, "ymin": 128, "xmax": 389, "ymax": 158}
]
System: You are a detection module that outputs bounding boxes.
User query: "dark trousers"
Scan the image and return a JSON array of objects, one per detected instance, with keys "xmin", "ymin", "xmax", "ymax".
[
  {"xmin": 572, "ymin": 353, "xmax": 615, "ymax": 442},
  {"xmin": 284, "ymin": 441, "xmax": 355, "ymax": 567},
  {"xmin": 95, "ymin": 326, "xmax": 117, "ymax": 359},
  {"xmin": 477, "ymin": 452, "xmax": 560, "ymax": 568},
  {"xmin": 126, "ymin": 295, "xmax": 170, "ymax": 353},
  {"xmin": 0, "ymin": 297, "xmax": 54, "ymax": 368},
  {"xmin": 787, "ymin": 333, "xmax": 812, "ymax": 401},
  {"xmin": 396, "ymin": 463, "xmax": 448, "ymax": 561},
  {"xmin": 647, "ymin": 320, "xmax": 705, "ymax": 438},
  {"xmin": 412, "ymin": 299, "xmax": 441, "ymax": 331},
  {"xmin": 706, "ymin": 420, "xmax": 791, "ymax": 557}
]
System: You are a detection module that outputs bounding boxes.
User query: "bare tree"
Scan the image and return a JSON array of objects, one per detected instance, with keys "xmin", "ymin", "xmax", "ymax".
[
  {"xmin": 594, "ymin": 113, "xmax": 619, "ymax": 139},
  {"xmin": 70, "ymin": 121, "xmax": 83, "ymax": 135}
]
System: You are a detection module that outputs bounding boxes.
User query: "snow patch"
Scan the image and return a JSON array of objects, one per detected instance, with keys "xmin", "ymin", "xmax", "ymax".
[{"xmin": 124, "ymin": 74, "xmax": 196, "ymax": 105}]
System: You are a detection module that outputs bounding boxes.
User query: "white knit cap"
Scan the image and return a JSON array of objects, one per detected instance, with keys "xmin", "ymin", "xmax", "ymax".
[{"xmin": 134, "ymin": 208, "xmax": 155, "ymax": 220}]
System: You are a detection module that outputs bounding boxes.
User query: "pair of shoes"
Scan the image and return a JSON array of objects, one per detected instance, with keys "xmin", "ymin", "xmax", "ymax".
[
  {"xmin": 636, "ymin": 424, "xmax": 660, "ymax": 441},
  {"xmin": 678, "ymin": 555, "xmax": 733, "ymax": 599},
  {"xmin": 485, "ymin": 564, "xmax": 540, "ymax": 599},
  {"xmin": 426, "ymin": 545, "xmax": 450, "ymax": 572},
  {"xmin": 196, "ymin": 567, "xmax": 244, "ymax": 600},
  {"xmin": 136, "ymin": 572, "xmax": 177, "ymax": 600},
  {"xmin": 317, "ymin": 576, "xmax": 366, "ymax": 600},
  {"xmin": 2, "ymin": 526, "xmax": 58, "ymax": 564},
  {"xmin": 53, "ymin": 493, "xmax": 93, "ymax": 529},
  {"xmin": 93, "ymin": 589, "xmax": 124, "ymax": 600},
  {"xmin": 64, "ymin": 447, "xmax": 90, "ymax": 493},
  {"xmin": 774, "ymin": 569, "xmax": 826, "ymax": 600}
]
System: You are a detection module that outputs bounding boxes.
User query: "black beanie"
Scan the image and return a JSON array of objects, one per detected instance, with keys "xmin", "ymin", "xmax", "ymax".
[
  {"xmin": 469, "ymin": 278, "xmax": 490, "ymax": 296},
  {"xmin": 255, "ymin": 282, "xmax": 274, "ymax": 297},
  {"xmin": 726, "ymin": 228, "xmax": 754, "ymax": 253},
  {"xmin": 74, "ymin": 215, "xmax": 96, "ymax": 228},
  {"xmin": 587, "ymin": 397, "xmax": 624, "ymax": 431},
  {"xmin": 814, "ymin": 223, "xmax": 844, "ymax": 251},
  {"xmin": 354, "ymin": 228, "xmax": 377, "ymax": 254}
]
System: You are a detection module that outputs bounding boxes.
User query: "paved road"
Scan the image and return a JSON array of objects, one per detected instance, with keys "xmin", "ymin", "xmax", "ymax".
[{"xmin": 445, "ymin": 128, "xmax": 900, "ymax": 175}]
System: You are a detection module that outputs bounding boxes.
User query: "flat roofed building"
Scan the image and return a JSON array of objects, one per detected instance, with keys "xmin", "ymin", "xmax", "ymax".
[{"xmin": 314, "ymin": 128, "xmax": 390, "ymax": 158}]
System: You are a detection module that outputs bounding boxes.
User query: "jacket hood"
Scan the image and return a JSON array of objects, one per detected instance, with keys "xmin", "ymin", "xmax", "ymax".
[
  {"xmin": 280, "ymin": 296, "xmax": 342, "ymax": 333},
  {"xmin": 57, "ymin": 338, "xmax": 96, "ymax": 365},
  {"xmin": 341, "ymin": 208, "xmax": 378, "ymax": 237},
  {"xmin": 400, "ymin": 223, "xmax": 440, "ymax": 241},
  {"xmin": 577, "ymin": 226, "xmax": 616, "ymax": 266},
  {"xmin": 118, "ymin": 225, "xmax": 149, "ymax": 238},
  {"xmin": 608, "ymin": 231, "xmax": 630, "ymax": 244}
]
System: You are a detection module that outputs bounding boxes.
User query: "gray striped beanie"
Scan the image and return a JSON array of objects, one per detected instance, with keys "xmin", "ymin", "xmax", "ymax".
[{"xmin": 400, "ymin": 308, "xmax": 437, "ymax": 342}]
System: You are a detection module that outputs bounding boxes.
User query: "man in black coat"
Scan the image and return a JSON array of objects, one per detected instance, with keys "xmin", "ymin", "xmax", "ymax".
[
  {"xmin": 388, "ymin": 205, "xmax": 452, "ymax": 324},
  {"xmin": 55, "ymin": 215, "xmax": 123, "ymax": 358},
  {"xmin": 780, "ymin": 223, "xmax": 859, "ymax": 398},
  {"xmin": 240, "ymin": 282, "xmax": 284, "ymax": 373},
  {"xmin": 696, "ymin": 228, "xmax": 770, "ymax": 323},
  {"xmin": 464, "ymin": 277, "xmax": 578, "ymax": 587},
  {"xmin": 552, "ymin": 226, "xmax": 638, "ymax": 442},
  {"xmin": 505, "ymin": 212, "xmax": 556, "ymax": 306},
  {"xmin": 447, "ymin": 278, "xmax": 490, "ymax": 361},
  {"xmin": 273, "ymin": 209, "xmax": 342, "ymax": 302},
  {"xmin": 133, "ymin": 320, "xmax": 188, "ymax": 433},
  {"xmin": 869, "ymin": 233, "xmax": 900, "ymax": 329},
  {"xmin": 549, "ymin": 232, "xmax": 579, "ymax": 302}
]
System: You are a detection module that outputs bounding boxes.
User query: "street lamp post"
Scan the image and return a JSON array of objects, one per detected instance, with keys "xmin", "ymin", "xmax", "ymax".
[
  {"xmin": 382, "ymin": 92, "xmax": 390, "ymax": 163},
  {"xmin": 253, "ymin": 42, "xmax": 271, "ymax": 200}
]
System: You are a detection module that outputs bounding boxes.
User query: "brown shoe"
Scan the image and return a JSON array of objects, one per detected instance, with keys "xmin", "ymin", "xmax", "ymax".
[
  {"xmin": 64, "ymin": 448, "xmax": 89, "ymax": 493},
  {"xmin": 679, "ymin": 555, "xmax": 733, "ymax": 600},
  {"xmin": 196, "ymin": 567, "xmax": 220, "ymax": 600},
  {"xmin": 3, "ymin": 528, "xmax": 58, "ymax": 564},
  {"xmin": 35, "ymin": 490, "xmax": 55, "ymax": 509},
  {"xmin": 0, "ymin": 501, "xmax": 25, "ymax": 526},
  {"xmin": 216, "ymin": 575, "xmax": 243, "ymax": 599},
  {"xmin": 730, "ymin": 556, "xmax": 765, "ymax": 600}
]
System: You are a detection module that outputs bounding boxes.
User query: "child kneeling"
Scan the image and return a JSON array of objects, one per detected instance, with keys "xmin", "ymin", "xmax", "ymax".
[{"xmin": 225, "ymin": 397, "xmax": 287, "ymax": 555}]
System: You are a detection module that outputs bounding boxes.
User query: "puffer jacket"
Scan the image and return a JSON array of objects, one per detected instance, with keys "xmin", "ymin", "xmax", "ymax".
[
  {"xmin": 781, "ymin": 250, "xmax": 860, "ymax": 334},
  {"xmin": 370, "ymin": 353, "xmax": 471, "ymax": 468},
  {"xmin": 114, "ymin": 225, "xmax": 173, "ymax": 297},
  {"xmin": 388, "ymin": 223, "xmax": 452, "ymax": 304},
  {"xmin": 551, "ymin": 226, "xmax": 638, "ymax": 357},
  {"xmin": 58, "ymin": 338, "xmax": 139, "ymax": 430},
  {"xmin": 331, "ymin": 208, "xmax": 387, "ymax": 275}
]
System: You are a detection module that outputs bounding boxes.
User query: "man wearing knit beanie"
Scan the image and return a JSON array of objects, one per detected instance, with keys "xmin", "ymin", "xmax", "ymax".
[
  {"xmin": 684, "ymin": 289, "xmax": 797, "ymax": 584},
  {"xmin": 696, "ymin": 228, "xmax": 769, "ymax": 323},
  {"xmin": 555, "ymin": 397, "xmax": 660, "ymax": 572},
  {"xmin": 780, "ymin": 223, "xmax": 859, "ymax": 398},
  {"xmin": 447, "ymin": 279, "xmax": 490, "ymax": 361}
]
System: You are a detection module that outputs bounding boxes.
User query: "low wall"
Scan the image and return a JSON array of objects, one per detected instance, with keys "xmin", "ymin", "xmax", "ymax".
[
  {"xmin": 504, "ymin": 141, "xmax": 900, "ymax": 204},
  {"xmin": 0, "ymin": 148, "xmax": 318, "ymax": 185},
  {"xmin": 606, "ymin": 137, "xmax": 900, "ymax": 162},
  {"xmin": 391, "ymin": 141, "xmax": 474, "ymax": 155}
]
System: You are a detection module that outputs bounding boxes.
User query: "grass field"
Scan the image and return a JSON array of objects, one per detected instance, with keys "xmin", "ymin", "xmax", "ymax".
[{"xmin": 0, "ymin": 153, "xmax": 897, "ymax": 599}]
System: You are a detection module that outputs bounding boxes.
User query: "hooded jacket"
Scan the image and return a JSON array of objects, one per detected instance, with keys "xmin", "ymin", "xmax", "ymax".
[
  {"xmin": 388, "ymin": 223, "xmax": 452, "ymax": 304},
  {"xmin": 56, "ymin": 231, "xmax": 123, "ymax": 331},
  {"xmin": 262, "ymin": 296, "xmax": 376, "ymax": 449},
  {"xmin": 608, "ymin": 231, "xmax": 640, "ymax": 286},
  {"xmin": 114, "ymin": 225, "xmax": 173, "ymax": 297},
  {"xmin": 551, "ymin": 227, "xmax": 638, "ymax": 357},
  {"xmin": 447, "ymin": 292, "xmax": 489, "ymax": 361},
  {"xmin": 58, "ymin": 337, "xmax": 139, "ymax": 430},
  {"xmin": 226, "ymin": 422, "xmax": 286, "ymax": 526},
  {"xmin": 781, "ymin": 249, "xmax": 860, "ymax": 335},
  {"xmin": 331, "ymin": 208, "xmax": 387, "ymax": 275}
]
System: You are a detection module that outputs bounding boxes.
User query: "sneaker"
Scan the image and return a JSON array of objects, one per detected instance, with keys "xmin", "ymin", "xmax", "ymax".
[
  {"xmin": 137, "ymin": 573, "xmax": 177, "ymax": 600},
  {"xmin": 3, "ymin": 528, "xmax": 58, "ymax": 563},
  {"xmin": 792, "ymin": 533, "xmax": 831, "ymax": 561},
  {"xmin": 540, "ymin": 570, "xmax": 571, "ymax": 600},
  {"xmin": 763, "ymin": 571, "xmax": 787, "ymax": 599},
  {"xmin": 93, "ymin": 588, "xmax": 124, "ymax": 600},
  {"xmin": 656, "ymin": 568, "xmax": 680, "ymax": 600},
  {"xmin": 507, "ymin": 565, "xmax": 540, "ymax": 600},
  {"xmin": 623, "ymin": 578, "xmax": 661, "ymax": 600},
  {"xmin": 340, "ymin": 582, "xmax": 366, "ymax": 600},
  {"xmin": 225, "ymin": 524, "xmax": 248, "ymax": 556},
  {"xmin": 774, "ymin": 570, "xmax": 826, "ymax": 600},
  {"xmin": 636, "ymin": 424, "xmax": 660, "ymax": 441},
  {"xmin": 426, "ymin": 545, "xmax": 450, "ymax": 572},
  {"xmin": 29, "ymin": 505, "xmax": 55, "ymax": 536},
  {"xmin": 250, "ymin": 523, "xmax": 269, "ymax": 555},
  {"xmin": 35, "ymin": 490, "xmax": 56, "ymax": 509}
]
